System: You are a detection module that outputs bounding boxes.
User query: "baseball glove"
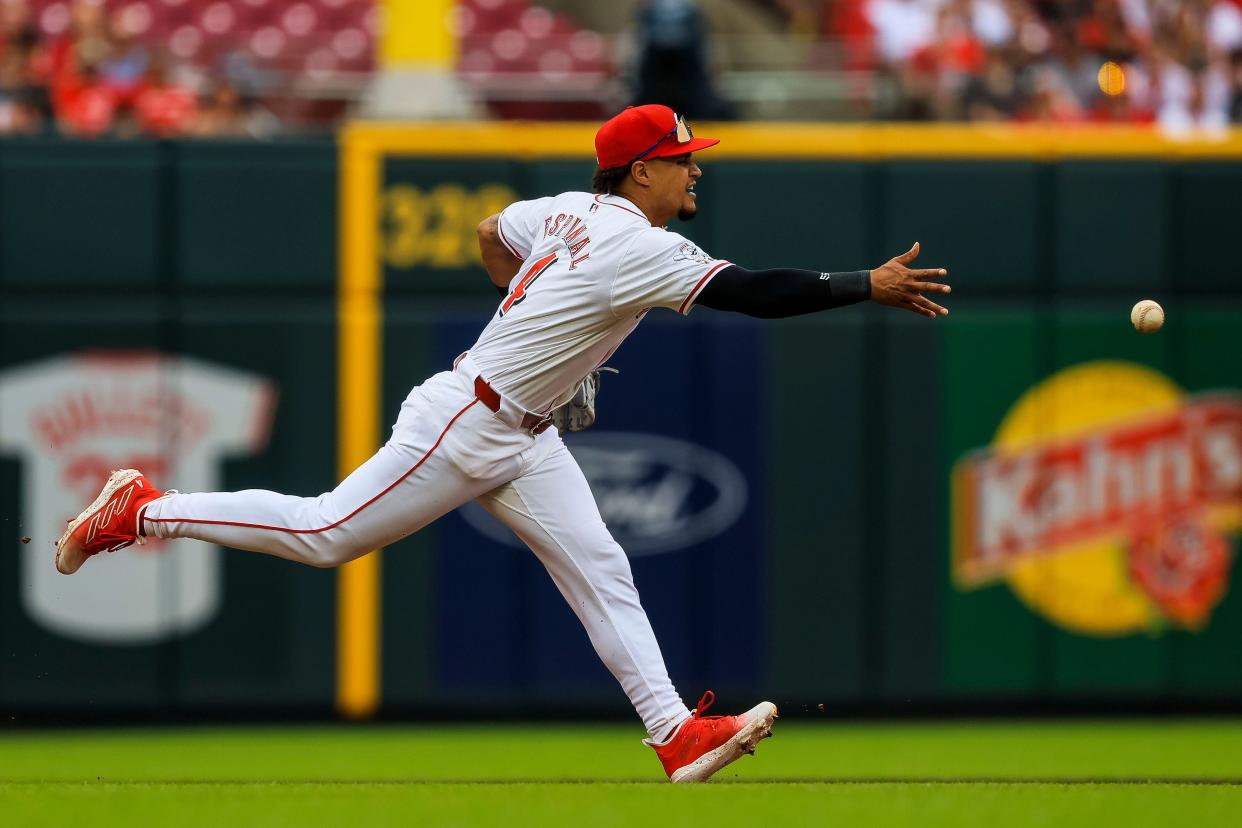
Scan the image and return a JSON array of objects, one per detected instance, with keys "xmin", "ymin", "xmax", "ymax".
[{"xmin": 549, "ymin": 367, "xmax": 619, "ymax": 432}]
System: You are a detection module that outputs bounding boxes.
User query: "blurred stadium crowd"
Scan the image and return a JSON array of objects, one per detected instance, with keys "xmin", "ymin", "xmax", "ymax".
[
  {"xmin": 2, "ymin": 0, "xmax": 1240, "ymax": 135},
  {"xmin": 0, "ymin": 0, "xmax": 374, "ymax": 136},
  {"xmin": 817, "ymin": 0, "xmax": 1242, "ymax": 127}
]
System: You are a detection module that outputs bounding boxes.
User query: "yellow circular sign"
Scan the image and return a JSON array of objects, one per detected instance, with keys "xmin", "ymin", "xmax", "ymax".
[
  {"xmin": 993, "ymin": 362, "xmax": 1192, "ymax": 635},
  {"xmin": 954, "ymin": 359, "xmax": 1240, "ymax": 636}
]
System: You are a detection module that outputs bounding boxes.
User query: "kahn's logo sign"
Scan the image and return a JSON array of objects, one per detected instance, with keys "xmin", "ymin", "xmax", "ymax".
[
  {"xmin": 462, "ymin": 432, "xmax": 748, "ymax": 556},
  {"xmin": 954, "ymin": 395, "xmax": 1242, "ymax": 585},
  {"xmin": 951, "ymin": 361, "xmax": 1242, "ymax": 635}
]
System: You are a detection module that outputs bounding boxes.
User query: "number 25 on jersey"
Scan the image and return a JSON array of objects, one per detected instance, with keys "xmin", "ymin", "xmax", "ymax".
[{"xmin": 499, "ymin": 253, "xmax": 559, "ymax": 316}]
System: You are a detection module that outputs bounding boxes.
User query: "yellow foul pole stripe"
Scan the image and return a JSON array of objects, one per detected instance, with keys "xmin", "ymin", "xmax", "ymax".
[
  {"xmin": 381, "ymin": 0, "xmax": 458, "ymax": 67},
  {"xmin": 337, "ymin": 130, "xmax": 382, "ymax": 719}
]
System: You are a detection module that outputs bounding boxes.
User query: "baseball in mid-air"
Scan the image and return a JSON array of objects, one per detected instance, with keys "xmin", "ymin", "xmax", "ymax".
[{"xmin": 1131, "ymin": 299, "xmax": 1164, "ymax": 334}]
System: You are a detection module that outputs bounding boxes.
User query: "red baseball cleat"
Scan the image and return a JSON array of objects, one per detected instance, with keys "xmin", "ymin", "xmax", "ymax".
[
  {"xmin": 645, "ymin": 691, "xmax": 778, "ymax": 783},
  {"xmin": 55, "ymin": 469, "xmax": 164, "ymax": 575}
]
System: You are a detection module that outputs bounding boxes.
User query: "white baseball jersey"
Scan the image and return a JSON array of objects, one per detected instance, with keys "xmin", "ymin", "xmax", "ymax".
[{"xmin": 467, "ymin": 192, "xmax": 731, "ymax": 413}]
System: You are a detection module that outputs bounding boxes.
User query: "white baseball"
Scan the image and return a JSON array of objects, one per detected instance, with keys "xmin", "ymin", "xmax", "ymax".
[{"xmin": 1131, "ymin": 299, "xmax": 1164, "ymax": 334}]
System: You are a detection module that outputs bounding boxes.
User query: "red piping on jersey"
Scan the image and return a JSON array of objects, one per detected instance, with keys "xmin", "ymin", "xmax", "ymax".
[
  {"xmin": 679, "ymin": 261, "xmax": 732, "ymax": 315},
  {"xmin": 594, "ymin": 194, "xmax": 648, "ymax": 222},
  {"xmin": 144, "ymin": 399, "xmax": 480, "ymax": 535},
  {"xmin": 496, "ymin": 213, "xmax": 524, "ymax": 259}
]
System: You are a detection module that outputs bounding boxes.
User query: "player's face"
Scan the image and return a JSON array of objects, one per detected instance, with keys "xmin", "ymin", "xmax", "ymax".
[{"xmin": 651, "ymin": 153, "xmax": 702, "ymax": 223}]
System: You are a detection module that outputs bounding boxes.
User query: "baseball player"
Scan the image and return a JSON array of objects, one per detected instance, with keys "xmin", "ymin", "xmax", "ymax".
[{"xmin": 56, "ymin": 104, "xmax": 950, "ymax": 783}]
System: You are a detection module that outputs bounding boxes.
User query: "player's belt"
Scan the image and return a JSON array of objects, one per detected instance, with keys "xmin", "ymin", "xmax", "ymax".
[{"xmin": 473, "ymin": 375, "xmax": 553, "ymax": 435}]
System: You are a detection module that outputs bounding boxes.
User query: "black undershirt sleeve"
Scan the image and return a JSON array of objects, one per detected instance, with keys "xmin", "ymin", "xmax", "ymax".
[{"xmin": 695, "ymin": 264, "xmax": 871, "ymax": 319}]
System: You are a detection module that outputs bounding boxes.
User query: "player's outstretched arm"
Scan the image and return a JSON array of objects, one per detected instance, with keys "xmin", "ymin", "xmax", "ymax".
[
  {"xmin": 477, "ymin": 213, "xmax": 524, "ymax": 295},
  {"xmin": 868, "ymin": 241, "xmax": 951, "ymax": 318},
  {"xmin": 696, "ymin": 241, "xmax": 950, "ymax": 319}
]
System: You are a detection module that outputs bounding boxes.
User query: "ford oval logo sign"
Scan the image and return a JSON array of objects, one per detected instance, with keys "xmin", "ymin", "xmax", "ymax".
[{"xmin": 460, "ymin": 431, "xmax": 748, "ymax": 556}]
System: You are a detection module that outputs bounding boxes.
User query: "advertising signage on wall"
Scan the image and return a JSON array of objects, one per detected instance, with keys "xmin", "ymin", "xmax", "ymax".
[
  {"xmin": 952, "ymin": 361, "xmax": 1242, "ymax": 636},
  {"xmin": 460, "ymin": 430, "xmax": 748, "ymax": 557},
  {"xmin": 0, "ymin": 351, "xmax": 276, "ymax": 644}
]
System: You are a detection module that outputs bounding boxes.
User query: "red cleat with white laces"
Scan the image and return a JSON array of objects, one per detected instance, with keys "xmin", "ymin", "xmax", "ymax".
[
  {"xmin": 55, "ymin": 469, "xmax": 164, "ymax": 575},
  {"xmin": 645, "ymin": 691, "xmax": 778, "ymax": 783}
]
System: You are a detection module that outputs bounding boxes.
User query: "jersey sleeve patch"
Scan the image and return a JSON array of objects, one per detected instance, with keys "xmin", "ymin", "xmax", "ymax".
[
  {"xmin": 672, "ymin": 242, "xmax": 715, "ymax": 267},
  {"xmin": 612, "ymin": 229, "xmax": 729, "ymax": 317}
]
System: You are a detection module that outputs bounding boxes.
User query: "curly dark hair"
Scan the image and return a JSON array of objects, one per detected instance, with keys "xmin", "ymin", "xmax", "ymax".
[{"xmin": 591, "ymin": 165, "xmax": 630, "ymax": 195}]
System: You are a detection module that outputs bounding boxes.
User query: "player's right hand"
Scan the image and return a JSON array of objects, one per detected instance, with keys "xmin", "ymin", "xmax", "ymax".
[{"xmin": 868, "ymin": 242, "xmax": 951, "ymax": 318}]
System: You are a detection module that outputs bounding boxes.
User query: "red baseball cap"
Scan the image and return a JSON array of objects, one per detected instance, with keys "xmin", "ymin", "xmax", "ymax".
[{"xmin": 594, "ymin": 105, "xmax": 720, "ymax": 169}]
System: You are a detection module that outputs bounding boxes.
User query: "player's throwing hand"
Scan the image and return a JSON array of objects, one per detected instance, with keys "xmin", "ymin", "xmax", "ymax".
[{"xmin": 869, "ymin": 242, "xmax": 951, "ymax": 318}]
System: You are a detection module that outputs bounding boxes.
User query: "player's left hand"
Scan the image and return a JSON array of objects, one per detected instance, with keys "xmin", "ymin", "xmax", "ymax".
[{"xmin": 868, "ymin": 242, "xmax": 951, "ymax": 318}]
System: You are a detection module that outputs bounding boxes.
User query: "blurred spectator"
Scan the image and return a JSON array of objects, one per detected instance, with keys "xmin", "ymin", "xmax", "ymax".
[
  {"xmin": 194, "ymin": 80, "xmax": 278, "ymax": 138},
  {"xmin": 1209, "ymin": 0, "xmax": 1242, "ymax": 54},
  {"xmin": 194, "ymin": 81, "xmax": 247, "ymax": 137},
  {"xmin": 1047, "ymin": 21, "xmax": 1107, "ymax": 108},
  {"xmin": 1022, "ymin": 65, "xmax": 1086, "ymax": 121},
  {"xmin": 98, "ymin": 6, "xmax": 148, "ymax": 106},
  {"xmin": 1157, "ymin": 52, "xmax": 1231, "ymax": 132},
  {"xmin": 42, "ymin": 0, "xmax": 135, "ymax": 135},
  {"xmin": 1231, "ymin": 47, "xmax": 1242, "ymax": 121},
  {"xmin": 868, "ymin": 0, "xmax": 940, "ymax": 65},
  {"xmin": 960, "ymin": 47, "xmax": 1023, "ymax": 119},
  {"xmin": 0, "ymin": 7, "xmax": 48, "ymax": 133},
  {"xmin": 65, "ymin": 0, "xmax": 109, "ymax": 67},
  {"xmin": 971, "ymin": 0, "xmax": 1015, "ymax": 47},
  {"xmin": 132, "ymin": 56, "xmax": 196, "ymax": 137},
  {"xmin": 55, "ymin": 59, "xmax": 114, "ymax": 136},
  {"xmin": 632, "ymin": 0, "xmax": 734, "ymax": 120}
]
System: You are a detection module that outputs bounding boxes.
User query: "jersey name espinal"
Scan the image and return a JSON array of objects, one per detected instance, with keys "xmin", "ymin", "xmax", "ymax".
[
  {"xmin": 544, "ymin": 212, "xmax": 592, "ymax": 269},
  {"xmin": 472, "ymin": 192, "xmax": 730, "ymax": 414}
]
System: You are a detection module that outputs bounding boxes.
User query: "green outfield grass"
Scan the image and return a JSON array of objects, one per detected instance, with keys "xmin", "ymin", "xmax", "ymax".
[{"xmin": 2, "ymin": 720, "xmax": 1240, "ymax": 826}]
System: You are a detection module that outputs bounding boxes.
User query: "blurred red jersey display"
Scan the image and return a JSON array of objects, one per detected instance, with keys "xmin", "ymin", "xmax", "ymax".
[{"xmin": 0, "ymin": 351, "xmax": 275, "ymax": 644}]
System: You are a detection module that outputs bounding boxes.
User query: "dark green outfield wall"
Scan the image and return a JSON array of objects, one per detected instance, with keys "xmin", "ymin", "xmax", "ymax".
[
  {"xmin": 0, "ymin": 140, "xmax": 340, "ymax": 713},
  {"xmin": 1, "ymin": 138, "xmax": 1239, "ymax": 716}
]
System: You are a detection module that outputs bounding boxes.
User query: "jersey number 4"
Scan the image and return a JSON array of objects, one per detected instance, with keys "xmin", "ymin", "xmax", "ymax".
[{"xmin": 499, "ymin": 252, "xmax": 558, "ymax": 316}]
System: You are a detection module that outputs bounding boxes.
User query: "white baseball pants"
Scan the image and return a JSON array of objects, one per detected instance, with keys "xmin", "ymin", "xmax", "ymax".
[{"xmin": 142, "ymin": 358, "xmax": 692, "ymax": 740}]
